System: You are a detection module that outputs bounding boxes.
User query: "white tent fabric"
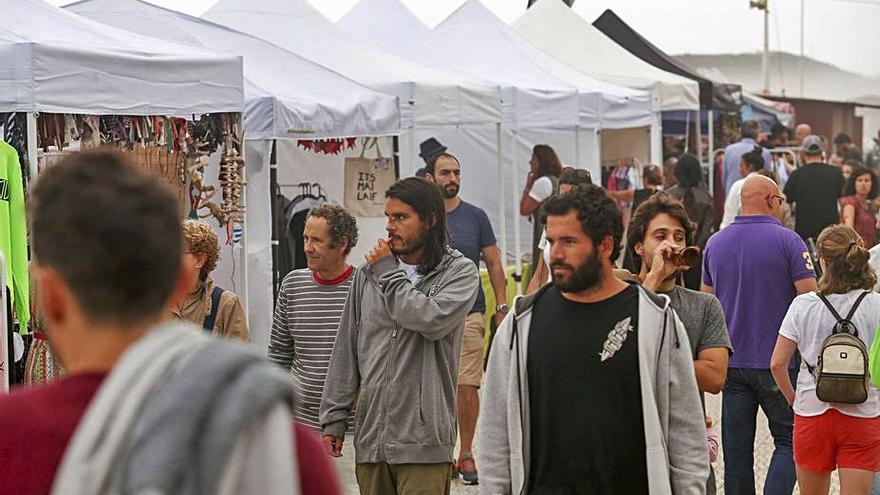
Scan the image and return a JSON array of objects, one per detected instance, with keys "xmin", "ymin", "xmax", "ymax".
[
  {"xmin": 65, "ymin": 0, "xmax": 400, "ymax": 140},
  {"xmin": 203, "ymin": 0, "xmax": 501, "ymax": 130},
  {"xmin": 341, "ymin": 0, "xmax": 652, "ymax": 131},
  {"xmin": 337, "ymin": 0, "xmax": 576, "ymax": 130},
  {"xmin": 2, "ymin": 0, "xmax": 242, "ymax": 115},
  {"xmin": 512, "ymin": 0, "xmax": 700, "ymax": 113},
  {"xmin": 429, "ymin": 0, "xmax": 653, "ymax": 131}
]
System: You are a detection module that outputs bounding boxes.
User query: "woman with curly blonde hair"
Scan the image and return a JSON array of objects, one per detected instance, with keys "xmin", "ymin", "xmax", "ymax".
[{"xmin": 171, "ymin": 220, "xmax": 248, "ymax": 341}]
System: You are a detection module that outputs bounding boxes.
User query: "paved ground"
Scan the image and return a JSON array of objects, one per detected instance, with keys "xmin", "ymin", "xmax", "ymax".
[{"xmin": 341, "ymin": 392, "xmax": 843, "ymax": 494}]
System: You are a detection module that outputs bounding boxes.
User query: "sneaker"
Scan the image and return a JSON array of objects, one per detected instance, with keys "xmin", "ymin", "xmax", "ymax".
[{"xmin": 458, "ymin": 452, "xmax": 478, "ymax": 485}]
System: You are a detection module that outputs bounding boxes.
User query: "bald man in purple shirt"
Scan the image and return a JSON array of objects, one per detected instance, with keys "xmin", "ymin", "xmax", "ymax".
[{"xmin": 702, "ymin": 175, "xmax": 817, "ymax": 495}]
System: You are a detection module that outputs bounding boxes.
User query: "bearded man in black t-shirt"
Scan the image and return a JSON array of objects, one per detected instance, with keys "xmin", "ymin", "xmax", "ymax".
[{"xmin": 478, "ymin": 184, "xmax": 709, "ymax": 495}]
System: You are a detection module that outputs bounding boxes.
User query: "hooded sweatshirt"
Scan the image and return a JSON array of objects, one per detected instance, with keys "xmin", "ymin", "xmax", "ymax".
[
  {"xmin": 320, "ymin": 248, "xmax": 479, "ymax": 464},
  {"xmin": 478, "ymin": 284, "xmax": 709, "ymax": 495}
]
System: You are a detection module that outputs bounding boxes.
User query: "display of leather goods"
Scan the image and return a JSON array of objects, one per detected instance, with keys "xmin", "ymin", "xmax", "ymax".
[{"xmin": 344, "ymin": 137, "xmax": 396, "ymax": 217}]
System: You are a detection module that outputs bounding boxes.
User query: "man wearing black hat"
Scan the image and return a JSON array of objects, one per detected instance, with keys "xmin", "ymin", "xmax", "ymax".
[
  {"xmin": 415, "ymin": 138, "xmax": 447, "ymax": 178},
  {"xmin": 783, "ymin": 135, "xmax": 845, "ymax": 241}
]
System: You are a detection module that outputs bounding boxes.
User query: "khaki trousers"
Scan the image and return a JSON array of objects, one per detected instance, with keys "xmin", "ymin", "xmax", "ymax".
[{"xmin": 355, "ymin": 462, "xmax": 452, "ymax": 495}]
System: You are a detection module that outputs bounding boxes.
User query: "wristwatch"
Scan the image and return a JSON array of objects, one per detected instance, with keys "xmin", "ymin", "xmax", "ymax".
[{"xmin": 495, "ymin": 304, "xmax": 510, "ymax": 314}]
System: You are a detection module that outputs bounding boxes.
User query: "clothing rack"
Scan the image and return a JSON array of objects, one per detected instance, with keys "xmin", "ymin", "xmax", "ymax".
[{"xmin": 277, "ymin": 182, "xmax": 327, "ymax": 200}]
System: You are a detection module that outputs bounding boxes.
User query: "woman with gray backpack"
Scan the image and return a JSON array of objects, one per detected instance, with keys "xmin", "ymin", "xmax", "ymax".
[{"xmin": 771, "ymin": 224, "xmax": 880, "ymax": 495}]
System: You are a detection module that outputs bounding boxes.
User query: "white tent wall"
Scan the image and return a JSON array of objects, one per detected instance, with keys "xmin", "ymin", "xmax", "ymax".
[
  {"xmin": 244, "ymin": 140, "xmax": 273, "ymax": 350},
  {"xmin": 274, "ymin": 138, "xmax": 394, "ymax": 265}
]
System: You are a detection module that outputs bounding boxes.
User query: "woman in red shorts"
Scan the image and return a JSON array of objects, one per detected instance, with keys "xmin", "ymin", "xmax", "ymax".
[{"xmin": 770, "ymin": 224, "xmax": 880, "ymax": 495}]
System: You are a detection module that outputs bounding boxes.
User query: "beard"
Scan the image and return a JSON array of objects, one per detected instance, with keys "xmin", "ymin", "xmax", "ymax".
[
  {"xmin": 441, "ymin": 184, "xmax": 459, "ymax": 199},
  {"xmin": 551, "ymin": 248, "xmax": 603, "ymax": 293},
  {"xmin": 390, "ymin": 229, "xmax": 428, "ymax": 256}
]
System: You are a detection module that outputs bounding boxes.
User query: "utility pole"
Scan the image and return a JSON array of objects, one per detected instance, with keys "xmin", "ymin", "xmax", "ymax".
[
  {"xmin": 750, "ymin": 0, "xmax": 770, "ymax": 95},
  {"xmin": 800, "ymin": 0, "xmax": 805, "ymax": 96}
]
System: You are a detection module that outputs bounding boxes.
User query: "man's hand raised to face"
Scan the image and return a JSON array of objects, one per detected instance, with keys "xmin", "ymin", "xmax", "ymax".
[{"xmin": 366, "ymin": 238, "xmax": 393, "ymax": 266}]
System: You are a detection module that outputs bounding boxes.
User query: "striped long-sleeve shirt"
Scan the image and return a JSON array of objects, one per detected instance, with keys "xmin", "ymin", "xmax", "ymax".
[{"xmin": 269, "ymin": 267, "xmax": 355, "ymax": 432}]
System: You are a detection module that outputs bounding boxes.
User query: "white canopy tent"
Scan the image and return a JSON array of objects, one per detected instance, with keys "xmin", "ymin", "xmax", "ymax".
[
  {"xmin": 67, "ymin": 0, "xmax": 401, "ymax": 351},
  {"xmin": 0, "ymin": 0, "xmax": 245, "ymax": 391},
  {"xmin": 512, "ymin": 0, "xmax": 701, "ymax": 164}
]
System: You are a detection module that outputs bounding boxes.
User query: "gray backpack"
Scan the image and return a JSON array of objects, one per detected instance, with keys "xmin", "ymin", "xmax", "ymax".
[{"xmin": 807, "ymin": 292, "xmax": 871, "ymax": 404}]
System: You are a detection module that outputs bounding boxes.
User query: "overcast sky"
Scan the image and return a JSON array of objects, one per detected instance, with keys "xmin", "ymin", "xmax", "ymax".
[{"xmin": 55, "ymin": 0, "xmax": 880, "ymax": 77}]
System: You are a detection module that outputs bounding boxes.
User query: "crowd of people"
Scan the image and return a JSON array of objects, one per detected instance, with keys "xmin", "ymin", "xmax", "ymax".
[{"xmin": 1, "ymin": 123, "xmax": 880, "ymax": 495}]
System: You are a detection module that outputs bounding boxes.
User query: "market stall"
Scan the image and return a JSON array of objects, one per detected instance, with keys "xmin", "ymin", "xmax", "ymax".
[
  {"xmin": 67, "ymin": 0, "xmax": 401, "ymax": 352},
  {"xmin": 0, "ymin": 0, "xmax": 245, "ymax": 390}
]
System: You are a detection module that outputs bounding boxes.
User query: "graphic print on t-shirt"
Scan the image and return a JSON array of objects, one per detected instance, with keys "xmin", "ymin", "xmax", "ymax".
[{"xmin": 599, "ymin": 317, "xmax": 633, "ymax": 362}]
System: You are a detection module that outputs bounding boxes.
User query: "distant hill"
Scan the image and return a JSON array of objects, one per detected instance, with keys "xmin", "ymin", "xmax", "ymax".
[{"xmin": 674, "ymin": 51, "xmax": 880, "ymax": 105}]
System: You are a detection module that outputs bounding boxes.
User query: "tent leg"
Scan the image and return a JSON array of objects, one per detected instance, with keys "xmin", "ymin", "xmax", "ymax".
[
  {"xmin": 575, "ymin": 126, "xmax": 581, "ymax": 168},
  {"xmin": 511, "ymin": 130, "xmax": 522, "ymax": 296},
  {"xmin": 496, "ymin": 124, "xmax": 507, "ymax": 275},
  {"xmin": 696, "ymin": 110, "xmax": 703, "ymax": 164},
  {"xmin": 27, "ymin": 113, "xmax": 38, "ymax": 185},
  {"xmin": 650, "ymin": 111, "xmax": 662, "ymax": 165},
  {"xmin": 708, "ymin": 110, "xmax": 715, "ymax": 196},
  {"xmin": 236, "ymin": 116, "xmax": 249, "ymax": 329}
]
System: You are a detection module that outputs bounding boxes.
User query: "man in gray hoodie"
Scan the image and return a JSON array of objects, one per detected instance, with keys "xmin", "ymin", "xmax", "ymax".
[
  {"xmin": 320, "ymin": 177, "xmax": 480, "ymax": 495},
  {"xmin": 479, "ymin": 184, "xmax": 709, "ymax": 495}
]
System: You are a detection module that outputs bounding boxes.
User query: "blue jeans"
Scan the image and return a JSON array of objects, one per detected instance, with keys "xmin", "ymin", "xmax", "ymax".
[
  {"xmin": 722, "ymin": 368, "xmax": 797, "ymax": 495},
  {"xmin": 872, "ymin": 472, "xmax": 880, "ymax": 495}
]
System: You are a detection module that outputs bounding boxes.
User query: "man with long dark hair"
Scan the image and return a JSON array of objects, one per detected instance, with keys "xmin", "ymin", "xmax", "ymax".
[
  {"xmin": 319, "ymin": 178, "xmax": 480, "ymax": 495},
  {"xmin": 480, "ymin": 185, "xmax": 708, "ymax": 494}
]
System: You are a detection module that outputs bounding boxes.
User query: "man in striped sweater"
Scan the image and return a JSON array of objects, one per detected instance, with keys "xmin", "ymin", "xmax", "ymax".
[{"xmin": 268, "ymin": 203, "xmax": 359, "ymax": 482}]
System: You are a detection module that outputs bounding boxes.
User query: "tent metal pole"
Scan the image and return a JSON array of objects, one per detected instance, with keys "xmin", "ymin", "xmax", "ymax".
[
  {"xmin": 650, "ymin": 111, "xmax": 663, "ymax": 166},
  {"xmin": 696, "ymin": 110, "xmax": 703, "ymax": 164},
  {"xmin": 708, "ymin": 110, "xmax": 715, "ymax": 196},
  {"xmin": 575, "ymin": 126, "xmax": 581, "ymax": 168},
  {"xmin": 26, "ymin": 113, "xmax": 38, "ymax": 184},
  {"xmin": 235, "ymin": 116, "xmax": 249, "ymax": 327},
  {"xmin": 511, "ymin": 129, "xmax": 522, "ymax": 296},
  {"xmin": 496, "ymin": 124, "xmax": 507, "ymax": 275}
]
